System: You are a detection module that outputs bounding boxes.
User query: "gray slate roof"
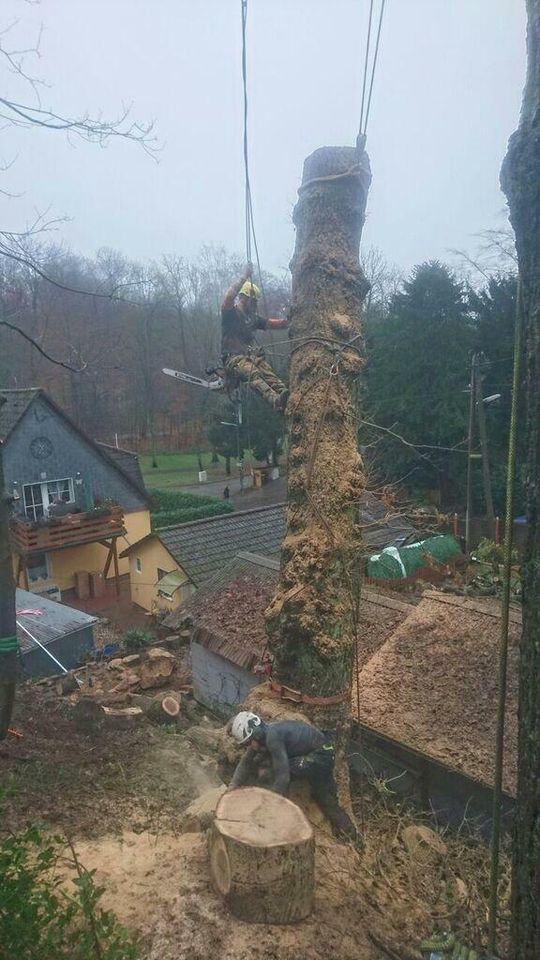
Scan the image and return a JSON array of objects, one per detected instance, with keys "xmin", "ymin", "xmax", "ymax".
[
  {"xmin": 0, "ymin": 389, "xmax": 40, "ymax": 441},
  {"xmin": 16, "ymin": 588, "xmax": 99, "ymax": 654},
  {"xmin": 96, "ymin": 443, "xmax": 147, "ymax": 495},
  {"xmin": 158, "ymin": 504, "xmax": 285, "ymax": 585}
]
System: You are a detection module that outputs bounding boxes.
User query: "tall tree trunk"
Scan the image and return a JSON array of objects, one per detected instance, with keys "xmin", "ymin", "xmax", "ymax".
[
  {"xmin": 0, "ymin": 428, "xmax": 17, "ymax": 740},
  {"xmin": 500, "ymin": 3, "xmax": 540, "ymax": 956},
  {"xmin": 266, "ymin": 140, "xmax": 371, "ymax": 745}
]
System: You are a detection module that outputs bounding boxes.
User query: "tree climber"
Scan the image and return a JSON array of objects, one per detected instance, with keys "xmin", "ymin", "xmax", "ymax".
[
  {"xmin": 228, "ymin": 711, "xmax": 357, "ymax": 841},
  {"xmin": 221, "ymin": 265, "xmax": 289, "ymax": 410}
]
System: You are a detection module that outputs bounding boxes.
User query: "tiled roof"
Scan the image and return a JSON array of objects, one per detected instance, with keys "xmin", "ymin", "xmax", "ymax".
[
  {"xmin": 16, "ymin": 587, "xmax": 98, "ymax": 654},
  {"xmin": 96, "ymin": 443, "xmax": 147, "ymax": 495},
  {"xmin": 159, "ymin": 504, "xmax": 285, "ymax": 585},
  {"xmin": 0, "ymin": 389, "xmax": 41, "ymax": 441}
]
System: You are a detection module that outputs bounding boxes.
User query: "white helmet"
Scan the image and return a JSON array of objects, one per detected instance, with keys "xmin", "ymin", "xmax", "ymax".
[{"xmin": 230, "ymin": 711, "xmax": 262, "ymax": 745}]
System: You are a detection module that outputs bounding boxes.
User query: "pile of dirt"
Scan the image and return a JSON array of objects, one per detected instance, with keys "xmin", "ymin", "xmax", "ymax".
[
  {"xmin": 355, "ymin": 592, "xmax": 520, "ymax": 794},
  {"xmin": 0, "ymin": 683, "xmax": 220, "ymax": 838}
]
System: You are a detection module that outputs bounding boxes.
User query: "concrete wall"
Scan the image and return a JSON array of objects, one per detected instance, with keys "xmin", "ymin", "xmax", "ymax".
[
  {"xmin": 191, "ymin": 642, "xmax": 258, "ymax": 719},
  {"xmin": 5, "ymin": 395, "xmax": 147, "ymax": 513},
  {"xmin": 128, "ymin": 536, "xmax": 194, "ymax": 613},
  {"xmin": 22, "ymin": 626, "xmax": 94, "ymax": 678}
]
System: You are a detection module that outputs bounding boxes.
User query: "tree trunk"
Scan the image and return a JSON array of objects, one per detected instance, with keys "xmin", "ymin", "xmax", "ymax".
[
  {"xmin": 0, "ymin": 430, "xmax": 17, "ymax": 740},
  {"xmin": 500, "ymin": 3, "xmax": 540, "ymax": 956},
  {"xmin": 209, "ymin": 787, "xmax": 314, "ymax": 924},
  {"xmin": 265, "ymin": 141, "xmax": 371, "ymax": 752},
  {"xmin": 225, "ymin": 456, "xmax": 231, "ymax": 476}
]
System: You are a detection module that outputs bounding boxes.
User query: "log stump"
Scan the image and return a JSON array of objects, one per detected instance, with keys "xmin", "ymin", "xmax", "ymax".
[{"xmin": 209, "ymin": 787, "xmax": 314, "ymax": 924}]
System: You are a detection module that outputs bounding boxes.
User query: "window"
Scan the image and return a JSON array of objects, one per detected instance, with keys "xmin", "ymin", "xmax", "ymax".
[
  {"xmin": 23, "ymin": 478, "xmax": 74, "ymax": 521},
  {"xmin": 27, "ymin": 552, "xmax": 50, "ymax": 583},
  {"xmin": 135, "ymin": 558, "xmax": 142, "ymax": 574},
  {"xmin": 157, "ymin": 568, "xmax": 168, "ymax": 581}
]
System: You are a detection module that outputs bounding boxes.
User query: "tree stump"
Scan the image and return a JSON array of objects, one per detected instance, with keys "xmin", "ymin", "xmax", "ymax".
[{"xmin": 209, "ymin": 787, "xmax": 314, "ymax": 924}]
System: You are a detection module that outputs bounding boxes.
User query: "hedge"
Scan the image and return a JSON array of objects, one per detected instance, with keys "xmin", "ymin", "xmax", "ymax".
[{"xmin": 148, "ymin": 489, "xmax": 234, "ymax": 530}]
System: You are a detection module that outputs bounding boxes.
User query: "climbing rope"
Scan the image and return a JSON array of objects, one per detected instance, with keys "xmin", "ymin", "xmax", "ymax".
[
  {"xmin": 488, "ymin": 276, "xmax": 523, "ymax": 955},
  {"xmin": 240, "ymin": 0, "xmax": 270, "ymax": 321},
  {"xmin": 358, "ymin": 0, "xmax": 387, "ymax": 137}
]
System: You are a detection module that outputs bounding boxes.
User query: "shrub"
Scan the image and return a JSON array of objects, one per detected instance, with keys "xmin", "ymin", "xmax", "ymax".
[
  {"xmin": 123, "ymin": 628, "xmax": 153, "ymax": 652},
  {"xmin": 0, "ymin": 824, "xmax": 139, "ymax": 959},
  {"xmin": 147, "ymin": 489, "xmax": 233, "ymax": 529}
]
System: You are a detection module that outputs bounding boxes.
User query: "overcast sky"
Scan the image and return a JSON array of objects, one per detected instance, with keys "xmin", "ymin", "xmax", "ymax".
[{"xmin": 2, "ymin": 0, "xmax": 526, "ymax": 277}]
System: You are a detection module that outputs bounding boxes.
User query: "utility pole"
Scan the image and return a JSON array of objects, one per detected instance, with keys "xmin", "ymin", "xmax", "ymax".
[
  {"xmin": 475, "ymin": 362, "xmax": 495, "ymax": 523},
  {"xmin": 0, "ymin": 404, "xmax": 17, "ymax": 739},
  {"xmin": 465, "ymin": 354, "xmax": 477, "ymax": 555}
]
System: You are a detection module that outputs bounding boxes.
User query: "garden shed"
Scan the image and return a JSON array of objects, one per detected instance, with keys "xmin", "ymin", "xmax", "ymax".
[{"xmin": 16, "ymin": 587, "xmax": 98, "ymax": 678}]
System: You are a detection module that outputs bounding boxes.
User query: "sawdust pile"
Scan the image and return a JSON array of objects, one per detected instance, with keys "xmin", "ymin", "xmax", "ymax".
[
  {"xmin": 62, "ymin": 829, "xmax": 380, "ymax": 960},
  {"xmin": 355, "ymin": 594, "xmax": 520, "ymax": 793}
]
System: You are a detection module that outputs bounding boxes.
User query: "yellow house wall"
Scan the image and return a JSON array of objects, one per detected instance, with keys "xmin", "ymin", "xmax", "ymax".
[
  {"xmin": 14, "ymin": 509, "xmax": 151, "ymax": 595},
  {"xmin": 128, "ymin": 537, "xmax": 194, "ymax": 613}
]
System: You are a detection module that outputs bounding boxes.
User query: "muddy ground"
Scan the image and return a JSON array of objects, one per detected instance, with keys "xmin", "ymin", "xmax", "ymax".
[{"xmin": 1, "ymin": 684, "xmax": 510, "ymax": 960}]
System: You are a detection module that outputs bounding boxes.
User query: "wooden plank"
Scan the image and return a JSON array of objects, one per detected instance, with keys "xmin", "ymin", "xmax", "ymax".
[
  {"xmin": 361, "ymin": 588, "xmax": 414, "ymax": 614},
  {"xmin": 423, "ymin": 589, "xmax": 522, "ymax": 625}
]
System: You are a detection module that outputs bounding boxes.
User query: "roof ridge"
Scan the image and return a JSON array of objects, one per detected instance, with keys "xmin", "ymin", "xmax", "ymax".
[
  {"xmin": 158, "ymin": 501, "xmax": 286, "ymax": 535},
  {"xmin": 96, "ymin": 441, "xmax": 138, "ymax": 457}
]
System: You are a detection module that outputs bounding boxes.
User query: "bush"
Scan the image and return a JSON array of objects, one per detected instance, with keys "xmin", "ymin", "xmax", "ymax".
[
  {"xmin": 0, "ymin": 824, "xmax": 139, "ymax": 959},
  {"xmin": 123, "ymin": 628, "xmax": 153, "ymax": 652},
  {"xmin": 147, "ymin": 489, "xmax": 233, "ymax": 529}
]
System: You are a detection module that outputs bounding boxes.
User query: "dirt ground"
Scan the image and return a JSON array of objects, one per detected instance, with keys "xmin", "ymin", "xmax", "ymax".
[{"xmin": 1, "ymin": 680, "xmax": 510, "ymax": 960}]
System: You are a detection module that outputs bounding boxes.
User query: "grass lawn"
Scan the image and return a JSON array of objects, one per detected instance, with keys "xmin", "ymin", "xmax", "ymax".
[{"xmin": 140, "ymin": 450, "xmax": 231, "ymax": 487}]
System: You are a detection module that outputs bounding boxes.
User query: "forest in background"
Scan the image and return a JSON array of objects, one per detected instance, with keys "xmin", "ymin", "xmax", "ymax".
[{"xmin": 0, "ymin": 230, "xmax": 520, "ymax": 513}]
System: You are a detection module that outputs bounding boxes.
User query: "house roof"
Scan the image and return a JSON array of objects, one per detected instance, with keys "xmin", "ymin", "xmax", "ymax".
[
  {"xmin": 96, "ymin": 442, "xmax": 147, "ymax": 496},
  {"xmin": 16, "ymin": 587, "xmax": 99, "ymax": 655},
  {"xmin": 354, "ymin": 590, "xmax": 522, "ymax": 796},
  {"xmin": 0, "ymin": 388, "xmax": 149, "ymax": 504},
  {"xmin": 166, "ymin": 551, "xmax": 413, "ymax": 674},
  {"xmin": 0, "ymin": 389, "xmax": 41, "ymax": 441},
  {"xmin": 123, "ymin": 494, "xmax": 418, "ymax": 587}
]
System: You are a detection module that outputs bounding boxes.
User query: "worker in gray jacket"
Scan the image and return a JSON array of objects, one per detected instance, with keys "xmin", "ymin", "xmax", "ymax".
[{"xmin": 229, "ymin": 711, "xmax": 357, "ymax": 841}]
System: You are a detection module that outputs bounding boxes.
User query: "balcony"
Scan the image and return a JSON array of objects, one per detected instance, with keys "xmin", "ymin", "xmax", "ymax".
[{"xmin": 10, "ymin": 504, "xmax": 126, "ymax": 555}]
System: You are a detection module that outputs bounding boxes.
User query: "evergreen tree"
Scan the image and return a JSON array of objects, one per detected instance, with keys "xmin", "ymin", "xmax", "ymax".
[{"xmin": 365, "ymin": 261, "xmax": 474, "ymax": 504}]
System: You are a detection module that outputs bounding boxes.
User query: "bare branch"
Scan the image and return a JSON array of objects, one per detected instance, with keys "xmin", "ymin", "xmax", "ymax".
[{"xmin": 0, "ymin": 317, "xmax": 87, "ymax": 371}]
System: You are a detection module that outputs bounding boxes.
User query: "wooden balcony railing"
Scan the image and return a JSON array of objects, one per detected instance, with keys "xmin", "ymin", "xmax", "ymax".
[{"xmin": 10, "ymin": 505, "xmax": 126, "ymax": 555}]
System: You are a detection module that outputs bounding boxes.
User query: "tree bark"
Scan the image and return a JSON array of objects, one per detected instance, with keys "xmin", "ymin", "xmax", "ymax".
[
  {"xmin": 0, "ymin": 428, "xmax": 17, "ymax": 741},
  {"xmin": 500, "ymin": 3, "xmax": 540, "ymax": 956},
  {"xmin": 265, "ymin": 140, "xmax": 371, "ymax": 741},
  {"xmin": 209, "ymin": 787, "xmax": 314, "ymax": 924}
]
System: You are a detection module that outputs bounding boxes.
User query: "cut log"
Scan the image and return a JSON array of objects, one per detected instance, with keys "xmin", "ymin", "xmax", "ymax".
[
  {"xmin": 102, "ymin": 705, "xmax": 144, "ymax": 728},
  {"xmin": 139, "ymin": 651, "xmax": 175, "ymax": 689},
  {"xmin": 146, "ymin": 694, "xmax": 181, "ymax": 723},
  {"xmin": 209, "ymin": 786, "xmax": 314, "ymax": 924},
  {"xmin": 55, "ymin": 672, "xmax": 79, "ymax": 696}
]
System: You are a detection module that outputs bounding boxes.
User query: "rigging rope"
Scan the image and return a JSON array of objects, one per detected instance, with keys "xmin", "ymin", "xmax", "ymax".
[
  {"xmin": 359, "ymin": 0, "xmax": 387, "ymax": 138},
  {"xmin": 488, "ymin": 276, "xmax": 523, "ymax": 955},
  {"xmin": 240, "ymin": 0, "xmax": 270, "ymax": 320}
]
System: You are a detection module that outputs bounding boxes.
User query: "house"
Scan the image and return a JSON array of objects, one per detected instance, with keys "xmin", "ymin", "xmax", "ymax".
[
  {"xmin": 16, "ymin": 587, "xmax": 98, "ymax": 677},
  {"xmin": 120, "ymin": 503, "xmax": 286, "ymax": 614},
  {"xmin": 163, "ymin": 551, "xmax": 414, "ymax": 717},
  {"xmin": 0, "ymin": 389, "xmax": 151, "ymax": 598},
  {"xmin": 122, "ymin": 494, "xmax": 417, "ymax": 614}
]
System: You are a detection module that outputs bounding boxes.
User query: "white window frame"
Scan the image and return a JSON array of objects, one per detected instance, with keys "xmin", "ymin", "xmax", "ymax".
[{"xmin": 23, "ymin": 477, "xmax": 75, "ymax": 521}]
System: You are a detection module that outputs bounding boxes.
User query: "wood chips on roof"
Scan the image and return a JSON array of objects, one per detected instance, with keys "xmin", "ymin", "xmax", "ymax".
[{"xmin": 354, "ymin": 591, "xmax": 521, "ymax": 795}]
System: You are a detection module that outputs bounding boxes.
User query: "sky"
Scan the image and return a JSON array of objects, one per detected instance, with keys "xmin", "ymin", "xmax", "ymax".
[{"xmin": 1, "ymin": 0, "xmax": 527, "ymax": 277}]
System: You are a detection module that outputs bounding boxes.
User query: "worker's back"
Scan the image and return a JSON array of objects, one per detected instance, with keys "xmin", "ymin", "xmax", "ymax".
[{"xmin": 265, "ymin": 720, "xmax": 326, "ymax": 759}]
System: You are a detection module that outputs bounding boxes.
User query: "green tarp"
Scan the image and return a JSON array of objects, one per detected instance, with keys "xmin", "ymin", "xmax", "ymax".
[{"xmin": 367, "ymin": 535, "xmax": 462, "ymax": 581}]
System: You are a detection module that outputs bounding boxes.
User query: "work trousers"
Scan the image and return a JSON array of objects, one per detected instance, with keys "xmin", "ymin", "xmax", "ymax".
[
  {"xmin": 288, "ymin": 751, "xmax": 357, "ymax": 842},
  {"xmin": 224, "ymin": 352, "xmax": 287, "ymax": 407}
]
